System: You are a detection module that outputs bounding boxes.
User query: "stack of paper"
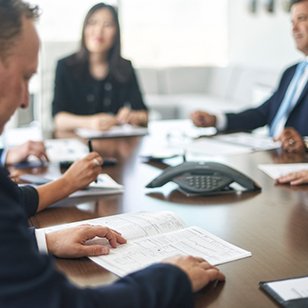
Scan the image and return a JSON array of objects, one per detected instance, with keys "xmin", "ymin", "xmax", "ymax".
[
  {"xmin": 213, "ymin": 132, "xmax": 280, "ymax": 151},
  {"xmin": 172, "ymin": 132, "xmax": 281, "ymax": 157},
  {"xmin": 75, "ymin": 124, "xmax": 148, "ymax": 139}
]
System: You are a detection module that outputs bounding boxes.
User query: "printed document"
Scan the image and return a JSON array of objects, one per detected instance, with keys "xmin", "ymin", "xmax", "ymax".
[
  {"xmin": 258, "ymin": 163, "xmax": 308, "ymax": 179},
  {"xmin": 171, "ymin": 132, "xmax": 280, "ymax": 157},
  {"xmin": 44, "ymin": 139, "xmax": 89, "ymax": 162},
  {"xmin": 213, "ymin": 132, "xmax": 280, "ymax": 151},
  {"xmin": 43, "ymin": 211, "xmax": 252, "ymax": 277}
]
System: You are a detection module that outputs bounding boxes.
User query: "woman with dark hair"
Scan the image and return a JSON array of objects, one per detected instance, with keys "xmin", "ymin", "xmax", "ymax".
[{"xmin": 52, "ymin": 3, "xmax": 148, "ymax": 131}]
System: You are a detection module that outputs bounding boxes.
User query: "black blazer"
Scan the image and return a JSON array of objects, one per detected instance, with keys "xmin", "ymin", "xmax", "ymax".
[
  {"xmin": 0, "ymin": 166, "xmax": 193, "ymax": 308},
  {"xmin": 52, "ymin": 54, "xmax": 147, "ymax": 117},
  {"xmin": 226, "ymin": 63, "xmax": 308, "ymax": 136}
]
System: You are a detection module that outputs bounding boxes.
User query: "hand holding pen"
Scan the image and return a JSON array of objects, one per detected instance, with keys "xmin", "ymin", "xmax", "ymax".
[{"xmin": 88, "ymin": 139, "xmax": 100, "ymax": 183}]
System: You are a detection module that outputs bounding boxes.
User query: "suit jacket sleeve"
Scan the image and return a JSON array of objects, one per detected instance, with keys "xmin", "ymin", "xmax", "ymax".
[
  {"xmin": 0, "ymin": 167, "xmax": 194, "ymax": 308},
  {"xmin": 18, "ymin": 185, "xmax": 39, "ymax": 217},
  {"xmin": 225, "ymin": 65, "xmax": 297, "ymax": 132}
]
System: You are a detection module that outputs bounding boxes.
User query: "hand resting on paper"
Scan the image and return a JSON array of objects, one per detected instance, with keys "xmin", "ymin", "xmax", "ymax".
[
  {"xmin": 162, "ymin": 255, "xmax": 225, "ymax": 292},
  {"xmin": 5, "ymin": 141, "xmax": 49, "ymax": 164},
  {"xmin": 46, "ymin": 225, "xmax": 226, "ymax": 292},
  {"xmin": 46, "ymin": 224, "xmax": 127, "ymax": 258},
  {"xmin": 276, "ymin": 169, "xmax": 308, "ymax": 186}
]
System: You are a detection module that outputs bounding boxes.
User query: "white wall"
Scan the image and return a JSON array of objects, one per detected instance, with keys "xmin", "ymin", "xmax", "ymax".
[{"xmin": 228, "ymin": 0, "xmax": 302, "ymax": 72}]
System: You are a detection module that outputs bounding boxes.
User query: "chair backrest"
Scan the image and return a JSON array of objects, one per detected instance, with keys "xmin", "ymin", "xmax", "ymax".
[{"xmin": 39, "ymin": 41, "xmax": 79, "ymax": 131}]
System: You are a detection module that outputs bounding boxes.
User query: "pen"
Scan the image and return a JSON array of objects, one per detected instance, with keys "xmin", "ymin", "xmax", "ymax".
[
  {"xmin": 88, "ymin": 138, "xmax": 93, "ymax": 153},
  {"xmin": 88, "ymin": 139, "xmax": 97, "ymax": 183}
]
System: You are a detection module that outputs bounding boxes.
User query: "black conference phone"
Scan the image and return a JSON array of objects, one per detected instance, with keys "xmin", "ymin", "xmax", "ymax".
[{"xmin": 146, "ymin": 161, "xmax": 261, "ymax": 195}]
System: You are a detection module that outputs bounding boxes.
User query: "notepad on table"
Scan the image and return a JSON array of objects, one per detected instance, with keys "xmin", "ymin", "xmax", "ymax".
[
  {"xmin": 19, "ymin": 174, "xmax": 124, "ymax": 197},
  {"xmin": 75, "ymin": 124, "xmax": 148, "ymax": 139},
  {"xmin": 69, "ymin": 174, "xmax": 124, "ymax": 197},
  {"xmin": 43, "ymin": 211, "xmax": 252, "ymax": 277},
  {"xmin": 258, "ymin": 163, "xmax": 308, "ymax": 179},
  {"xmin": 260, "ymin": 276, "xmax": 308, "ymax": 308}
]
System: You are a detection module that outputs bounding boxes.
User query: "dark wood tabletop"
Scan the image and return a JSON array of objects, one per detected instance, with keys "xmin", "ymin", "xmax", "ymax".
[{"xmin": 24, "ymin": 121, "xmax": 308, "ymax": 308}]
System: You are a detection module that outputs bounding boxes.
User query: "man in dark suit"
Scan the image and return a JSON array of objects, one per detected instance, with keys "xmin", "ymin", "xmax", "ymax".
[
  {"xmin": 191, "ymin": 0, "xmax": 308, "ymax": 154},
  {"xmin": 0, "ymin": 1, "xmax": 225, "ymax": 307}
]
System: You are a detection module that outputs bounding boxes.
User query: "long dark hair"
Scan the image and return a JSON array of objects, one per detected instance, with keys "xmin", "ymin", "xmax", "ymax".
[{"xmin": 70, "ymin": 3, "xmax": 132, "ymax": 83}]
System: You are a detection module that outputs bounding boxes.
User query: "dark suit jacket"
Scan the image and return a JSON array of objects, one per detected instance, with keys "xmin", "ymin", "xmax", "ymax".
[
  {"xmin": 226, "ymin": 63, "xmax": 308, "ymax": 136},
  {"xmin": 0, "ymin": 166, "xmax": 194, "ymax": 308}
]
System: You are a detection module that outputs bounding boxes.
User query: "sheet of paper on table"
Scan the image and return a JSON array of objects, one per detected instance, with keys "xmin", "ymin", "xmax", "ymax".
[
  {"xmin": 258, "ymin": 163, "xmax": 308, "ymax": 179},
  {"xmin": 75, "ymin": 124, "xmax": 148, "ymax": 139}
]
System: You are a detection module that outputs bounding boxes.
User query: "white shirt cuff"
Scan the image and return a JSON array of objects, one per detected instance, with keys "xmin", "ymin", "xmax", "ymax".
[
  {"xmin": 1, "ymin": 149, "xmax": 8, "ymax": 165},
  {"xmin": 215, "ymin": 113, "xmax": 227, "ymax": 131},
  {"xmin": 35, "ymin": 228, "xmax": 48, "ymax": 254}
]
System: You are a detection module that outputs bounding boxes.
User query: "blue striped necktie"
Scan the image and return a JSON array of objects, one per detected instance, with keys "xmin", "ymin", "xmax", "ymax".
[{"xmin": 269, "ymin": 61, "xmax": 308, "ymax": 137}]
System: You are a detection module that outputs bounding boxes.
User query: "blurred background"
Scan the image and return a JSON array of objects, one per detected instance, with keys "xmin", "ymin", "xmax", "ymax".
[{"xmin": 7, "ymin": 0, "xmax": 302, "ymax": 134}]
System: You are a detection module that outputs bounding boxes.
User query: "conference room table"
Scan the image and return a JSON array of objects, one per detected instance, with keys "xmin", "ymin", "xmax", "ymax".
[{"xmin": 22, "ymin": 120, "xmax": 308, "ymax": 308}]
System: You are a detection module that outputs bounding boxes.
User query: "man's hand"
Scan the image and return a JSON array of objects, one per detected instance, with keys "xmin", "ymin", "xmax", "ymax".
[
  {"xmin": 46, "ymin": 224, "xmax": 127, "ymax": 258},
  {"xmin": 5, "ymin": 141, "xmax": 49, "ymax": 164},
  {"xmin": 190, "ymin": 111, "xmax": 217, "ymax": 128},
  {"xmin": 162, "ymin": 255, "xmax": 225, "ymax": 292},
  {"xmin": 276, "ymin": 170, "xmax": 308, "ymax": 186},
  {"xmin": 276, "ymin": 127, "xmax": 305, "ymax": 153},
  {"xmin": 61, "ymin": 152, "xmax": 103, "ymax": 192}
]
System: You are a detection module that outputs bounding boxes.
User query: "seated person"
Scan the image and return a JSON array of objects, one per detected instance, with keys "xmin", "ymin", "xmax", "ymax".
[
  {"xmin": 0, "ymin": 140, "xmax": 48, "ymax": 165},
  {"xmin": 52, "ymin": 3, "xmax": 148, "ymax": 132},
  {"xmin": 191, "ymin": 0, "xmax": 308, "ymax": 154},
  {"xmin": 0, "ymin": 3, "xmax": 225, "ymax": 307}
]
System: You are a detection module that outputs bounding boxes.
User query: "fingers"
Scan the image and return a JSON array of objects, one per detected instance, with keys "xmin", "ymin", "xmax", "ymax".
[
  {"xmin": 93, "ymin": 114, "xmax": 117, "ymax": 131},
  {"xmin": 80, "ymin": 244, "xmax": 110, "ymax": 256},
  {"xmin": 46, "ymin": 225, "xmax": 127, "ymax": 258},
  {"xmin": 28, "ymin": 141, "xmax": 49, "ymax": 162},
  {"xmin": 84, "ymin": 152, "xmax": 103, "ymax": 167},
  {"xmin": 190, "ymin": 111, "xmax": 216, "ymax": 127},
  {"xmin": 116, "ymin": 107, "xmax": 131, "ymax": 124},
  {"xmin": 202, "ymin": 268, "xmax": 226, "ymax": 282},
  {"xmin": 278, "ymin": 128, "xmax": 305, "ymax": 153},
  {"xmin": 276, "ymin": 170, "xmax": 308, "ymax": 185},
  {"xmin": 276, "ymin": 173, "xmax": 297, "ymax": 184},
  {"xmin": 83, "ymin": 225, "xmax": 127, "ymax": 248}
]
